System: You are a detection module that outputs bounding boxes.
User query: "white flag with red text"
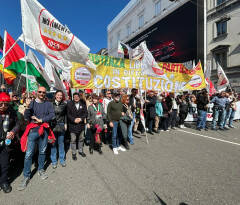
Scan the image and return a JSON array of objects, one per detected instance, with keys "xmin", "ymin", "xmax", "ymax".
[
  {"xmin": 20, "ymin": 0, "xmax": 95, "ymax": 69},
  {"xmin": 217, "ymin": 63, "xmax": 229, "ymax": 92}
]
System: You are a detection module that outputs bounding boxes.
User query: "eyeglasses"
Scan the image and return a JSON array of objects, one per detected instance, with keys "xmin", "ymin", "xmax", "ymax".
[
  {"xmin": 38, "ymin": 91, "xmax": 46, "ymax": 94},
  {"xmin": 0, "ymin": 102, "xmax": 9, "ymax": 107}
]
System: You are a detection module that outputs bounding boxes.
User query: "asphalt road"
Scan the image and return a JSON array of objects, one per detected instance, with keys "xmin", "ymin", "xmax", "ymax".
[{"xmin": 2, "ymin": 123, "xmax": 240, "ymax": 205}]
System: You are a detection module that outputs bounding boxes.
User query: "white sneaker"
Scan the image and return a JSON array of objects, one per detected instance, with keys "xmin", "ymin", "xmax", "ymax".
[
  {"xmin": 179, "ymin": 125, "xmax": 183, "ymax": 129},
  {"xmin": 118, "ymin": 146, "xmax": 126, "ymax": 152},
  {"xmin": 113, "ymin": 148, "xmax": 119, "ymax": 155},
  {"xmin": 182, "ymin": 125, "xmax": 186, "ymax": 128}
]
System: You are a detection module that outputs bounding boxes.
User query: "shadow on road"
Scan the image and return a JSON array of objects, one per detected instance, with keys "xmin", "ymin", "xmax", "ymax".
[{"xmin": 153, "ymin": 192, "xmax": 167, "ymax": 205}]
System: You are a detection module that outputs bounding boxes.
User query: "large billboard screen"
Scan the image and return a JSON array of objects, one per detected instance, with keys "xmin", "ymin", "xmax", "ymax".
[{"xmin": 127, "ymin": 1, "xmax": 199, "ymax": 63}]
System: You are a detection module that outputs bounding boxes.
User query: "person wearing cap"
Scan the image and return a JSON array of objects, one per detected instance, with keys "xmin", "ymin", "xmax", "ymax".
[
  {"xmin": 67, "ymin": 92, "xmax": 88, "ymax": 160},
  {"xmin": 107, "ymin": 92, "xmax": 126, "ymax": 155},
  {"xmin": 18, "ymin": 86, "xmax": 55, "ymax": 191},
  {"xmin": 87, "ymin": 94, "xmax": 106, "ymax": 154},
  {"xmin": 0, "ymin": 92, "xmax": 20, "ymax": 193}
]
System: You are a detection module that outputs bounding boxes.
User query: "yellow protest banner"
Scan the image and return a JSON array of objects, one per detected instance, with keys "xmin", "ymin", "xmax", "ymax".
[{"xmin": 71, "ymin": 54, "xmax": 206, "ymax": 92}]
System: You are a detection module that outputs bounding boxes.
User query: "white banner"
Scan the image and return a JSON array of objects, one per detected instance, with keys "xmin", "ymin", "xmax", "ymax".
[
  {"xmin": 185, "ymin": 103, "xmax": 213, "ymax": 122},
  {"xmin": 234, "ymin": 101, "xmax": 240, "ymax": 120}
]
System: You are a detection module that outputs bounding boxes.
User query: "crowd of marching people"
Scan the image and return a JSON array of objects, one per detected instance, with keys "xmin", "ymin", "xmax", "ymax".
[{"xmin": 0, "ymin": 84, "xmax": 239, "ymax": 194}]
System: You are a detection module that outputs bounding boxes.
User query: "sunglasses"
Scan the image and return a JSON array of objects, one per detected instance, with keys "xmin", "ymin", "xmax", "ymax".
[
  {"xmin": 0, "ymin": 102, "xmax": 9, "ymax": 107},
  {"xmin": 107, "ymin": 93, "xmax": 111, "ymax": 94},
  {"xmin": 38, "ymin": 91, "xmax": 46, "ymax": 94}
]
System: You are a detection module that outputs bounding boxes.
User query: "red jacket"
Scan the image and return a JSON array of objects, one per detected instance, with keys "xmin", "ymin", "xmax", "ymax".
[{"xmin": 20, "ymin": 122, "xmax": 56, "ymax": 152}]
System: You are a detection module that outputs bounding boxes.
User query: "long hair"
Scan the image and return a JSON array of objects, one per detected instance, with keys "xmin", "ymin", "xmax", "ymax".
[{"xmin": 55, "ymin": 90, "xmax": 65, "ymax": 101}]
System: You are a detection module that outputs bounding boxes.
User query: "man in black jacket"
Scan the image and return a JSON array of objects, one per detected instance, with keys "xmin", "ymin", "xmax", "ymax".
[
  {"xmin": 196, "ymin": 89, "xmax": 209, "ymax": 131},
  {"xmin": 0, "ymin": 92, "xmax": 19, "ymax": 193},
  {"xmin": 146, "ymin": 91, "xmax": 157, "ymax": 135},
  {"xmin": 67, "ymin": 93, "xmax": 88, "ymax": 160}
]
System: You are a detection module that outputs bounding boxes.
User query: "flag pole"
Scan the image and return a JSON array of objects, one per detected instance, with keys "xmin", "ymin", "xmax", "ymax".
[
  {"xmin": 23, "ymin": 35, "xmax": 29, "ymax": 97},
  {"xmin": 16, "ymin": 75, "xmax": 23, "ymax": 94}
]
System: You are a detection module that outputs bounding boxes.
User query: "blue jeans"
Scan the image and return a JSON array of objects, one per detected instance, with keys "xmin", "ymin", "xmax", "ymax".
[
  {"xmin": 229, "ymin": 110, "xmax": 236, "ymax": 126},
  {"xmin": 23, "ymin": 129, "xmax": 48, "ymax": 178},
  {"xmin": 50, "ymin": 131, "xmax": 65, "ymax": 165},
  {"xmin": 223, "ymin": 108, "xmax": 236, "ymax": 127},
  {"xmin": 197, "ymin": 110, "xmax": 207, "ymax": 129},
  {"xmin": 212, "ymin": 108, "xmax": 226, "ymax": 129},
  {"xmin": 112, "ymin": 121, "xmax": 120, "ymax": 148},
  {"xmin": 128, "ymin": 112, "xmax": 135, "ymax": 144}
]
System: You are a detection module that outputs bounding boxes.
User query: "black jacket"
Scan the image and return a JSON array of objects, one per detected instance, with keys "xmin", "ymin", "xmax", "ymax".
[
  {"xmin": 166, "ymin": 96, "xmax": 173, "ymax": 110},
  {"xmin": 179, "ymin": 100, "xmax": 189, "ymax": 113},
  {"xmin": 197, "ymin": 94, "xmax": 209, "ymax": 111},
  {"xmin": 146, "ymin": 96, "xmax": 157, "ymax": 119},
  {"xmin": 129, "ymin": 95, "xmax": 136, "ymax": 113},
  {"xmin": 51, "ymin": 101, "xmax": 67, "ymax": 132},
  {"xmin": 67, "ymin": 100, "xmax": 88, "ymax": 134},
  {"xmin": 53, "ymin": 101, "xmax": 67, "ymax": 124},
  {"xmin": 0, "ymin": 106, "xmax": 20, "ymax": 143}
]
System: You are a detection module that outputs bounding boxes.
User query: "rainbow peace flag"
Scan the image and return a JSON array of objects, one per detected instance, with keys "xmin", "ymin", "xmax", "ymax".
[{"xmin": 0, "ymin": 64, "xmax": 17, "ymax": 85}]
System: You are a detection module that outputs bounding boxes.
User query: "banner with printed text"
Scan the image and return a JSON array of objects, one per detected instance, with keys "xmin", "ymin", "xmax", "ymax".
[{"xmin": 71, "ymin": 54, "xmax": 206, "ymax": 92}]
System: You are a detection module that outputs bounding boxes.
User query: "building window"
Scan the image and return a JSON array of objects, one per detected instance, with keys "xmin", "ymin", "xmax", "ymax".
[
  {"xmin": 155, "ymin": 1, "xmax": 161, "ymax": 16},
  {"xmin": 217, "ymin": 0, "xmax": 226, "ymax": 6},
  {"xmin": 138, "ymin": 14, "xmax": 144, "ymax": 28},
  {"xmin": 126, "ymin": 23, "xmax": 131, "ymax": 37},
  {"xmin": 214, "ymin": 50, "xmax": 227, "ymax": 69},
  {"xmin": 216, "ymin": 21, "xmax": 227, "ymax": 36}
]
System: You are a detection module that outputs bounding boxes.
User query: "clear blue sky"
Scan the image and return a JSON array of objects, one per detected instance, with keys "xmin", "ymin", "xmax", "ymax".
[{"xmin": 0, "ymin": 0, "xmax": 130, "ymax": 62}]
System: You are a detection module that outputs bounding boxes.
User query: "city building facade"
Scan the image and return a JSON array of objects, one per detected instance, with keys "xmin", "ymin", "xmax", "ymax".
[{"xmin": 207, "ymin": 0, "xmax": 240, "ymax": 91}]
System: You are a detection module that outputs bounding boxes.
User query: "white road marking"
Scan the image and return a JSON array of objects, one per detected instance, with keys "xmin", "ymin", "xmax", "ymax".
[{"xmin": 177, "ymin": 129, "xmax": 240, "ymax": 146}]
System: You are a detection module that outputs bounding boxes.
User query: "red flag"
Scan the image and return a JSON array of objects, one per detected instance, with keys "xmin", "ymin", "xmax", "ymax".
[{"xmin": 206, "ymin": 78, "xmax": 216, "ymax": 96}]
